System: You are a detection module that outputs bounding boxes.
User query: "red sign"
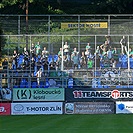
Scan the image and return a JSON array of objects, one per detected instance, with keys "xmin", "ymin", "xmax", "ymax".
[
  {"xmin": 0, "ymin": 103, "xmax": 11, "ymax": 115},
  {"xmin": 111, "ymin": 90, "xmax": 120, "ymax": 99}
]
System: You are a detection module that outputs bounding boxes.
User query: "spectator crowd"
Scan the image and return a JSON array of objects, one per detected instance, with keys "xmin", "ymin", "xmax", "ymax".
[{"xmin": 1, "ymin": 35, "xmax": 133, "ymax": 92}]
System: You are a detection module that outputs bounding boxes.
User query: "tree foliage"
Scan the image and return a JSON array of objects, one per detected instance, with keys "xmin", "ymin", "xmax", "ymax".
[
  {"xmin": 0, "ymin": 0, "xmax": 133, "ymax": 14},
  {"xmin": 0, "ymin": 24, "xmax": 5, "ymax": 57}
]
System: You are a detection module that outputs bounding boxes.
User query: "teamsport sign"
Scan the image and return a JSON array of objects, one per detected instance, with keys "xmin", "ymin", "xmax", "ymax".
[
  {"xmin": 65, "ymin": 102, "xmax": 114, "ymax": 114},
  {"xmin": 11, "ymin": 102, "xmax": 63, "ymax": 115},
  {"xmin": 13, "ymin": 88, "xmax": 64, "ymax": 101},
  {"xmin": 65, "ymin": 89, "xmax": 133, "ymax": 101}
]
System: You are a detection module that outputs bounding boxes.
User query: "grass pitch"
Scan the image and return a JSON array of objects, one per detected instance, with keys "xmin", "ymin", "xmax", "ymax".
[{"xmin": 0, "ymin": 114, "xmax": 133, "ymax": 133}]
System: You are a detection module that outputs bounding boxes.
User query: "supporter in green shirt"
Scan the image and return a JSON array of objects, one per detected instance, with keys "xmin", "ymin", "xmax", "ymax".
[{"xmin": 35, "ymin": 42, "xmax": 41, "ymax": 55}]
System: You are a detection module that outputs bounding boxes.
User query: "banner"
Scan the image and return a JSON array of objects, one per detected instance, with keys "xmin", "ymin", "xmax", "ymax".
[
  {"xmin": 61, "ymin": 22, "xmax": 108, "ymax": 29},
  {"xmin": 65, "ymin": 102, "xmax": 114, "ymax": 114},
  {"xmin": 13, "ymin": 88, "xmax": 64, "ymax": 101},
  {"xmin": 116, "ymin": 101, "xmax": 133, "ymax": 114},
  {"xmin": 0, "ymin": 103, "xmax": 11, "ymax": 115},
  {"xmin": 11, "ymin": 102, "xmax": 63, "ymax": 115},
  {"xmin": 65, "ymin": 89, "xmax": 133, "ymax": 101}
]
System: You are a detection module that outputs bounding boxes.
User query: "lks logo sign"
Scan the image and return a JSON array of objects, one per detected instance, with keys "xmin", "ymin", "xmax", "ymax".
[
  {"xmin": 13, "ymin": 88, "xmax": 64, "ymax": 101},
  {"xmin": 17, "ymin": 89, "xmax": 32, "ymax": 99}
]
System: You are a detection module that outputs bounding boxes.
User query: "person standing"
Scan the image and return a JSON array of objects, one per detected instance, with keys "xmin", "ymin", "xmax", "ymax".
[
  {"xmin": 2, "ymin": 59, "xmax": 8, "ymax": 72},
  {"xmin": 36, "ymin": 68, "xmax": 43, "ymax": 86},
  {"xmin": 30, "ymin": 43, "xmax": 36, "ymax": 58},
  {"xmin": 42, "ymin": 47, "xmax": 49, "ymax": 58},
  {"xmin": 86, "ymin": 42, "xmax": 91, "ymax": 53},
  {"xmin": 80, "ymin": 51, "xmax": 86, "ymax": 69},
  {"xmin": 58, "ymin": 48, "xmax": 63, "ymax": 59},
  {"xmin": 105, "ymin": 35, "xmax": 112, "ymax": 49},
  {"xmin": 71, "ymin": 52, "xmax": 79, "ymax": 69},
  {"xmin": 100, "ymin": 41, "xmax": 109, "ymax": 55},
  {"xmin": 35, "ymin": 42, "xmax": 41, "ymax": 56},
  {"xmin": 63, "ymin": 42, "xmax": 70, "ymax": 61},
  {"xmin": 42, "ymin": 57, "xmax": 49, "ymax": 76},
  {"xmin": 120, "ymin": 36, "xmax": 128, "ymax": 54},
  {"xmin": 12, "ymin": 50, "xmax": 18, "ymax": 69}
]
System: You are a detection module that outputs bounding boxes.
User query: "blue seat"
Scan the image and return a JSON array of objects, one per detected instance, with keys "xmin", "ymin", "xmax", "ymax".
[
  {"xmin": 39, "ymin": 81, "xmax": 44, "ymax": 88},
  {"xmin": 25, "ymin": 81, "xmax": 29, "ymax": 88},
  {"xmin": 103, "ymin": 85, "xmax": 110, "ymax": 88},
  {"xmin": 122, "ymin": 85, "xmax": 128, "ymax": 88},
  {"xmin": 116, "ymin": 62, "xmax": 121, "ymax": 68},
  {"xmin": 129, "ymin": 85, "xmax": 133, "ymax": 88},
  {"xmin": 116, "ymin": 85, "xmax": 121, "ymax": 88},
  {"xmin": 97, "ymin": 85, "xmax": 103, "ymax": 88},
  {"xmin": 31, "ymin": 82, "xmax": 37, "ymax": 88},
  {"xmin": 20, "ymin": 79, "xmax": 27, "ymax": 88},
  {"xmin": 44, "ymin": 79, "xmax": 50, "ymax": 88},
  {"xmin": 94, "ymin": 71, "xmax": 101, "ymax": 77},
  {"xmin": 121, "ymin": 59, "xmax": 128, "ymax": 68},
  {"xmin": 13, "ymin": 85, "xmax": 19, "ymax": 88},
  {"xmin": 20, "ymin": 81, "xmax": 25, "ymax": 88},
  {"xmin": 100, "ymin": 62, "xmax": 104, "ymax": 68},
  {"xmin": 18, "ymin": 55, "xmax": 24, "ymax": 65},
  {"xmin": 54, "ymin": 55, "xmax": 58, "ymax": 62},
  {"xmin": 130, "ymin": 58, "xmax": 133, "ymax": 68},
  {"xmin": 48, "ymin": 55, "xmax": 53, "ymax": 63}
]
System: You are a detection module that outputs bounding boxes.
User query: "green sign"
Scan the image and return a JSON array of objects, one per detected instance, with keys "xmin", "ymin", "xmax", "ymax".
[{"xmin": 13, "ymin": 88, "xmax": 64, "ymax": 101}]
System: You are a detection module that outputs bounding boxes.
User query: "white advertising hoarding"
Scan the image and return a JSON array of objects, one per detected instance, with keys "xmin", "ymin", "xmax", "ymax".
[
  {"xmin": 11, "ymin": 102, "xmax": 63, "ymax": 115},
  {"xmin": 116, "ymin": 101, "xmax": 133, "ymax": 114}
]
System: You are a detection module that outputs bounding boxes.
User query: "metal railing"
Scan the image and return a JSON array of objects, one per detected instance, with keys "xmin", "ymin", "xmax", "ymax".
[
  {"xmin": 1, "ymin": 14, "xmax": 133, "ymax": 35},
  {"xmin": 0, "ymin": 68, "xmax": 133, "ymax": 90}
]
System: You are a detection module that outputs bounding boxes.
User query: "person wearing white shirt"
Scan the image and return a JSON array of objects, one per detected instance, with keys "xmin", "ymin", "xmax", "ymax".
[{"xmin": 36, "ymin": 68, "xmax": 43, "ymax": 86}]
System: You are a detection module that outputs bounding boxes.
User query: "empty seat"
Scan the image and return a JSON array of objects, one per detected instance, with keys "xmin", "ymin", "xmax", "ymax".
[
  {"xmin": 31, "ymin": 82, "xmax": 37, "ymax": 88},
  {"xmin": 54, "ymin": 55, "xmax": 58, "ymax": 62},
  {"xmin": 48, "ymin": 55, "xmax": 53, "ymax": 63},
  {"xmin": 20, "ymin": 79, "xmax": 27, "ymax": 88},
  {"xmin": 121, "ymin": 60, "xmax": 128, "ymax": 68},
  {"xmin": 130, "ymin": 58, "xmax": 133, "ymax": 68},
  {"xmin": 39, "ymin": 81, "xmax": 45, "ymax": 88}
]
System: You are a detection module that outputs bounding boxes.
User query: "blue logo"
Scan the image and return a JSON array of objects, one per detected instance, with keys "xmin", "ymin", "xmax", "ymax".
[{"xmin": 118, "ymin": 103, "xmax": 125, "ymax": 110}]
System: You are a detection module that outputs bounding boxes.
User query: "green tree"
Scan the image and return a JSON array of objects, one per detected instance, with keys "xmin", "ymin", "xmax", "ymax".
[
  {"xmin": 90, "ymin": 0, "xmax": 133, "ymax": 13},
  {"xmin": 1, "ymin": 0, "xmax": 133, "ymax": 14},
  {"xmin": 0, "ymin": 0, "xmax": 64, "ymax": 14}
]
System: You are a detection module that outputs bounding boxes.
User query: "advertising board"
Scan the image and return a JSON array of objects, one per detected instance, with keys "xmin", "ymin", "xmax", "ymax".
[
  {"xmin": 0, "ymin": 103, "xmax": 11, "ymax": 115},
  {"xmin": 11, "ymin": 102, "xmax": 63, "ymax": 115},
  {"xmin": 65, "ymin": 102, "xmax": 114, "ymax": 114},
  {"xmin": 61, "ymin": 22, "xmax": 108, "ymax": 29},
  {"xmin": 116, "ymin": 101, "xmax": 133, "ymax": 114},
  {"xmin": 66, "ymin": 89, "xmax": 133, "ymax": 101},
  {"xmin": 13, "ymin": 88, "xmax": 64, "ymax": 101}
]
